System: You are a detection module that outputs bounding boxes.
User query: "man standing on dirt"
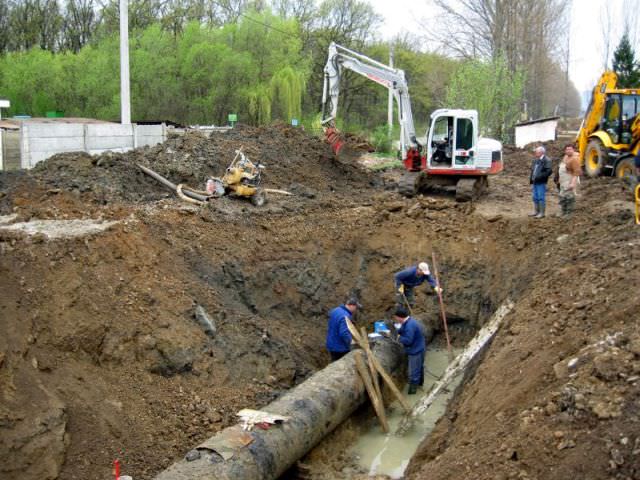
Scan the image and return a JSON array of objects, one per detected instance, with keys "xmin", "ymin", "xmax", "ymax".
[
  {"xmin": 394, "ymin": 262, "xmax": 442, "ymax": 307},
  {"xmin": 326, "ymin": 297, "xmax": 361, "ymax": 362},
  {"xmin": 555, "ymin": 144, "xmax": 581, "ymax": 217},
  {"xmin": 529, "ymin": 146, "xmax": 553, "ymax": 219},
  {"xmin": 393, "ymin": 306, "xmax": 426, "ymax": 394}
]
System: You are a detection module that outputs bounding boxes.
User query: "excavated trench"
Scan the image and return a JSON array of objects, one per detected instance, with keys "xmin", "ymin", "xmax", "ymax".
[{"xmin": 148, "ymin": 205, "xmax": 536, "ymax": 480}]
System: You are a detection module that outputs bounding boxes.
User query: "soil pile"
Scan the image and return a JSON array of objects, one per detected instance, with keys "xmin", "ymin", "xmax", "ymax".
[{"xmin": 8, "ymin": 123, "xmax": 369, "ymax": 207}]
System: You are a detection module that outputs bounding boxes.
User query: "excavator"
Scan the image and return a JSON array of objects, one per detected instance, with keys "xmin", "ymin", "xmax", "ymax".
[
  {"xmin": 321, "ymin": 42, "xmax": 503, "ymax": 201},
  {"xmin": 577, "ymin": 71, "xmax": 640, "ymax": 179}
]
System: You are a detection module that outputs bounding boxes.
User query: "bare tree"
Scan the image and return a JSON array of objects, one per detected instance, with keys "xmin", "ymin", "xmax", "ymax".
[
  {"xmin": 430, "ymin": 0, "xmax": 572, "ymax": 118},
  {"xmin": 622, "ymin": 0, "xmax": 639, "ymax": 47},
  {"xmin": 63, "ymin": 0, "xmax": 96, "ymax": 52},
  {"xmin": 0, "ymin": 0, "xmax": 10, "ymax": 53},
  {"xmin": 600, "ymin": 1, "xmax": 614, "ymax": 70}
]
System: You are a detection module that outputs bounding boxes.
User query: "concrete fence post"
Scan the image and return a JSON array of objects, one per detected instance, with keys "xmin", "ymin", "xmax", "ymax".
[{"xmin": 20, "ymin": 122, "xmax": 29, "ymax": 169}]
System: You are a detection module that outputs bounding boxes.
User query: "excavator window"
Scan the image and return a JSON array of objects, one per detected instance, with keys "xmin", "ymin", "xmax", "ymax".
[
  {"xmin": 621, "ymin": 95, "xmax": 640, "ymax": 144},
  {"xmin": 603, "ymin": 95, "xmax": 622, "ymax": 143},
  {"xmin": 455, "ymin": 118, "xmax": 473, "ymax": 150},
  {"xmin": 431, "ymin": 116, "xmax": 454, "ymax": 166},
  {"xmin": 455, "ymin": 118, "xmax": 474, "ymax": 165}
]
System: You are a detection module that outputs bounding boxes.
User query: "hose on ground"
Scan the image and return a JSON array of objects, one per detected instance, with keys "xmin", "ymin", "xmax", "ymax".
[{"xmin": 137, "ymin": 164, "xmax": 210, "ymax": 203}]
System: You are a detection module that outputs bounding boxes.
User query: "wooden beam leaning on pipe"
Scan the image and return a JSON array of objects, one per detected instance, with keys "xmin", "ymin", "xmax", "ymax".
[
  {"xmin": 395, "ymin": 299, "xmax": 514, "ymax": 435},
  {"xmin": 346, "ymin": 318, "xmax": 411, "ymax": 413},
  {"xmin": 354, "ymin": 351, "xmax": 389, "ymax": 432}
]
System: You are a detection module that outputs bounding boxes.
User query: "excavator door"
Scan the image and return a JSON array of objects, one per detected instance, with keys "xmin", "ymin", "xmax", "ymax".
[{"xmin": 426, "ymin": 110, "xmax": 479, "ymax": 170}]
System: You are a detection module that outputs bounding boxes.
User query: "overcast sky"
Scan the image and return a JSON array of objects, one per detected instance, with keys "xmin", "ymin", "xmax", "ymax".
[{"xmin": 367, "ymin": 0, "xmax": 640, "ymax": 93}]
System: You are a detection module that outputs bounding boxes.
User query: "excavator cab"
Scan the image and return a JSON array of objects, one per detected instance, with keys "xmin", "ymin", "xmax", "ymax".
[{"xmin": 426, "ymin": 110, "xmax": 481, "ymax": 170}]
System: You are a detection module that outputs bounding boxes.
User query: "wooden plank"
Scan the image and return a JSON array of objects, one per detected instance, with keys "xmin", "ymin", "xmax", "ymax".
[
  {"xmin": 361, "ymin": 326, "xmax": 383, "ymax": 403},
  {"xmin": 396, "ymin": 299, "xmax": 514, "ymax": 435},
  {"xmin": 346, "ymin": 318, "xmax": 411, "ymax": 413},
  {"xmin": 354, "ymin": 351, "xmax": 389, "ymax": 433}
]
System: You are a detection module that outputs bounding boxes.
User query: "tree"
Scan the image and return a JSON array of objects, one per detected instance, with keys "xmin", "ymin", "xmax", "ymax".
[
  {"xmin": 8, "ymin": 0, "xmax": 64, "ymax": 51},
  {"xmin": 0, "ymin": 0, "xmax": 10, "ymax": 53},
  {"xmin": 430, "ymin": 0, "xmax": 572, "ymax": 119},
  {"xmin": 62, "ymin": 0, "xmax": 97, "ymax": 52},
  {"xmin": 445, "ymin": 56, "xmax": 524, "ymax": 142},
  {"xmin": 612, "ymin": 32, "xmax": 640, "ymax": 88}
]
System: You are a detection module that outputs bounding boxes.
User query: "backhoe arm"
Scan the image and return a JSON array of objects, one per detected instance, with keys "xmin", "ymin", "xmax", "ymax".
[{"xmin": 321, "ymin": 42, "xmax": 418, "ymax": 159}]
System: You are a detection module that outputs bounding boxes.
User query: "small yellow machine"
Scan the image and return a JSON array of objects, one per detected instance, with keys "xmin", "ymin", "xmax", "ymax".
[
  {"xmin": 209, "ymin": 149, "xmax": 267, "ymax": 206},
  {"xmin": 577, "ymin": 71, "xmax": 640, "ymax": 179}
]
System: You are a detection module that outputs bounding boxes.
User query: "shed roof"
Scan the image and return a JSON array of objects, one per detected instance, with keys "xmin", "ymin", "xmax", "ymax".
[{"xmin": 515, "ymin": 116, "xmax": 560, "ymax": 128}]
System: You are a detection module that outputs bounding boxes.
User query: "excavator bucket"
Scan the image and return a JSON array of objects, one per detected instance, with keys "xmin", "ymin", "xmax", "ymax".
[{"xmin": 324, "ymin": 127, "xmax": 345, "ymax": 157}]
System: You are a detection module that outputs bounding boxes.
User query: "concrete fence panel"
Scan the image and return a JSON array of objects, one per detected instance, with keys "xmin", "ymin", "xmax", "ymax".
[{"xmin": 18, "ymin": 122, "xmax": 167, "ymax": 168}]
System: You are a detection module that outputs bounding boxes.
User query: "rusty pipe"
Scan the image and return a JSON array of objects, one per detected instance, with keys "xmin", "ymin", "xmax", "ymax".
[{"xmin": 154, "ymin": 339, "xmax": 404, "ymax": 480}]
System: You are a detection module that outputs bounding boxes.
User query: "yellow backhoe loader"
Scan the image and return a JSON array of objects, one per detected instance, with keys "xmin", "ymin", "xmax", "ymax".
[{"xmin": 577, "ymin": 71, "xmax": 640, "ymax": 179}]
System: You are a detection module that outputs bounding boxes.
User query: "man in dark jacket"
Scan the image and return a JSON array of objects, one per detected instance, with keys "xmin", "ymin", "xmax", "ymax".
[
  {"xmin": 394, "ymin": 262, "xmax": 442, "ymax": 306},
  {"xmin": 529, "ymin": 146, "xmax": 553, "ymax": 218},
  {"xmin": 326, "ymin": 297, "xmax": 361, "ymax": 361},
  {"xmin": 394, "ymin": 306, "xmax": 426, "ymax": 394}
]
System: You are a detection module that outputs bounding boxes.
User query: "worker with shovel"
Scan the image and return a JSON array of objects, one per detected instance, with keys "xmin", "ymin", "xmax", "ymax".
[
  {"xmin": 392, "ymin": 306, "xmax": 426, "ymax": 394},
  {"xmin": 326, "ymin": 297, "xmax": 362, "ymax": 362},
  {"xmin": 394, "ymin": 262, "xmax": 442, "ymax": 307}
]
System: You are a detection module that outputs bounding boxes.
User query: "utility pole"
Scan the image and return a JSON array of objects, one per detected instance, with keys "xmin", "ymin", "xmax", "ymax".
[
  {"xmin": 563, "ymin": 0, "xmax": 572, "ymax": 117},
  {"xmin": 388, "ymin": 45, "xmax": 394, "ymax": 137},
  {"xmin": 120, "ymin": 0, "xmax": 131, "ymax": 125}
]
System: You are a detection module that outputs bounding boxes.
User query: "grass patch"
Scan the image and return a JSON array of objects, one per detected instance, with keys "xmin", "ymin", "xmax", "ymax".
[{"xmin": 367, "ymin": 157, "xmax": 403, "ymax": 171}]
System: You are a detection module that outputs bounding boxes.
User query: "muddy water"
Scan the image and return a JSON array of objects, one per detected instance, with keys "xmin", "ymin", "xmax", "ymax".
[{"xmin": 350, "ymin": 348, "xmax": 463, "ymax": 478}]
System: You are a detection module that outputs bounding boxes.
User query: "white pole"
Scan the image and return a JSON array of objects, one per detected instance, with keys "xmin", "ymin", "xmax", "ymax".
[
  {"xmin": 387, "ymin": 45, "xmax": 394, "ymax": 136},
  {"xmin": 120, "ymin": 0, "xmax": 131, "ymax": 125}
]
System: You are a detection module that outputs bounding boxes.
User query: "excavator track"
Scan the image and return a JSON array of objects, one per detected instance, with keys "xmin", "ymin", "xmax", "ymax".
[
  {"xmin": 455, "ymin": 177, "xmax": 488, "ymax": 202},
  {"xmin": 398, "ymin": 172, "xmax": 419, "ymax": 197}
]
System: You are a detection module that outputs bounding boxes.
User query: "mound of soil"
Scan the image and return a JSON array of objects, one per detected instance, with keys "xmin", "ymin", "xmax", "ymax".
[{"xmin": 3, "ymin": 123, "xmax": 370, "ymax": 210}]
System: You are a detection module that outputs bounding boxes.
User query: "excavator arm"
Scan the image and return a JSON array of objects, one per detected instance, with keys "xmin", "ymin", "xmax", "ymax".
[
  {"xmin": 577, "ymin": 71, "xmax": 618, "ymax": 162},
  {"xmin": 321, "ymin": 42, "xmax": 419, "ymax": 159}
]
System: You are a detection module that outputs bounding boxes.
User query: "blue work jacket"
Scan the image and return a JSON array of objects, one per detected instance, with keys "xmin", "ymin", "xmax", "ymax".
[
  {"xmin": 398, "ymin": 317, "xmax": 426, "ymax": 355},
  {"xmin": 394, "ymin": 266, "xmax": 436, "ymax": 289},
  {"xmin": 326, "ymin": 305, "xmax": 352, "ymax": 353}
]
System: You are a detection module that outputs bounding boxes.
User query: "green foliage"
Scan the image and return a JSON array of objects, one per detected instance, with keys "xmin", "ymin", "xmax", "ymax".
[
  {"xmin": 0, "ymin": 14, "xmax": 309, "ymax": 125},
  {"xmin": 271, "ymin": 66, "xmax": 306, "ymax": 122},
  {"xmin": 248, "ymin": 85, "xmax": 272, "ymax": 125},
  {"xmin": 445, "ymin": 56, "xmax": 524, "ymax": 142},
  {"xmin": 612, "ymin": 33, "xmax": 640, "ymax": 88},
  {"xmin": 370, "ymin": 124, "xmax": 392, "ymax": 153}
]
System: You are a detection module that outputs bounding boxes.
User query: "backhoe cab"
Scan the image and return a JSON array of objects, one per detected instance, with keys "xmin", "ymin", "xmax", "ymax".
[
  {"xmin": 321, "ymin": 42, "xmax": 503, "ymax": 201},
  {"xmin": 578, "ymin": 71, "xmax": 640, "ymax": 180}
]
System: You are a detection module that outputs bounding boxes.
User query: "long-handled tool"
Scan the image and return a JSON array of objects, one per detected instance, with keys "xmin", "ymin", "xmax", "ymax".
[
  {"xmin": 431, "ymin": 251, "xmax": 452, "ymax": 360},
  {"xmin": 400, "ymin": 289, "xmax": 414, "ymax": 317}
]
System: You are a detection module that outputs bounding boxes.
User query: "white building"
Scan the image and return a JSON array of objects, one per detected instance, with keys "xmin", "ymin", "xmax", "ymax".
[{"xmin": 514, "ymin": 117, "xmax": 560, "ymax": 148}]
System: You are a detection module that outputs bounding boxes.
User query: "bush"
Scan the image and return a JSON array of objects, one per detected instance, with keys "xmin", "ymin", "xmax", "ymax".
[{"xmin": 370, "ymin": 125, "xmax": 392, "ymax": 153}]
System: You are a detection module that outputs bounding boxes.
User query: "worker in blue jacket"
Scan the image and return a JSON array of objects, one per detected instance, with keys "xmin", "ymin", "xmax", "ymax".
[
  {"xmin": 326, "ymin": 297, "xmax": 362, "ymax": 362},
  {"xmin": 393, "ymin": 306, "xmax": 426, "ymax": 394},
  {"xmin": 394, "ymin": 262, "xmax": 442, "ymax": 306}
]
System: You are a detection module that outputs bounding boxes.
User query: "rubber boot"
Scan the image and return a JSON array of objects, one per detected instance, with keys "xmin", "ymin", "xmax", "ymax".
[
  {"xmin": 535, "ymin": 202, "xmax": 545, "ymax": 219},
  {"xmin": 566, "ymin": 197, "xmax": 575, "ymax": 216},
  {"xmin": 528, "ymin": 202, "xmax": 539, "ymax": 217},
  {"xmin": 408, "ymin": 384, "xmax": 417, "ymax": 395}
]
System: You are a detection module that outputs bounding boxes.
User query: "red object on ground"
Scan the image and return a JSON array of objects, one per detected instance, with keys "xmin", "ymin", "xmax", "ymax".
[{"xmin": 113, "ymin": 459, "xmax": 120, "ymax": 480}]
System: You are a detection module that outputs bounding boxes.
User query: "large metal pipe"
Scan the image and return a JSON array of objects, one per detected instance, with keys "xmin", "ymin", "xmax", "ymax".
[{"xmin": 154, "ymin": 339, "xmax": 404, "ymax": 480}]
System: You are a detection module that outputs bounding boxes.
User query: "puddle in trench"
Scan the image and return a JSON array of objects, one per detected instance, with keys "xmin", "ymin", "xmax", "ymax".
[{"xmin": 351, "ymin": 347, "xmax": 463, "ymax": 479}]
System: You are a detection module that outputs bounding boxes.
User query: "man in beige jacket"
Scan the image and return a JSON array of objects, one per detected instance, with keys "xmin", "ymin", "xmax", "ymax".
[{"xmin": 555, "ymin": 144, "xmax": 582, "ymax": 217}]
